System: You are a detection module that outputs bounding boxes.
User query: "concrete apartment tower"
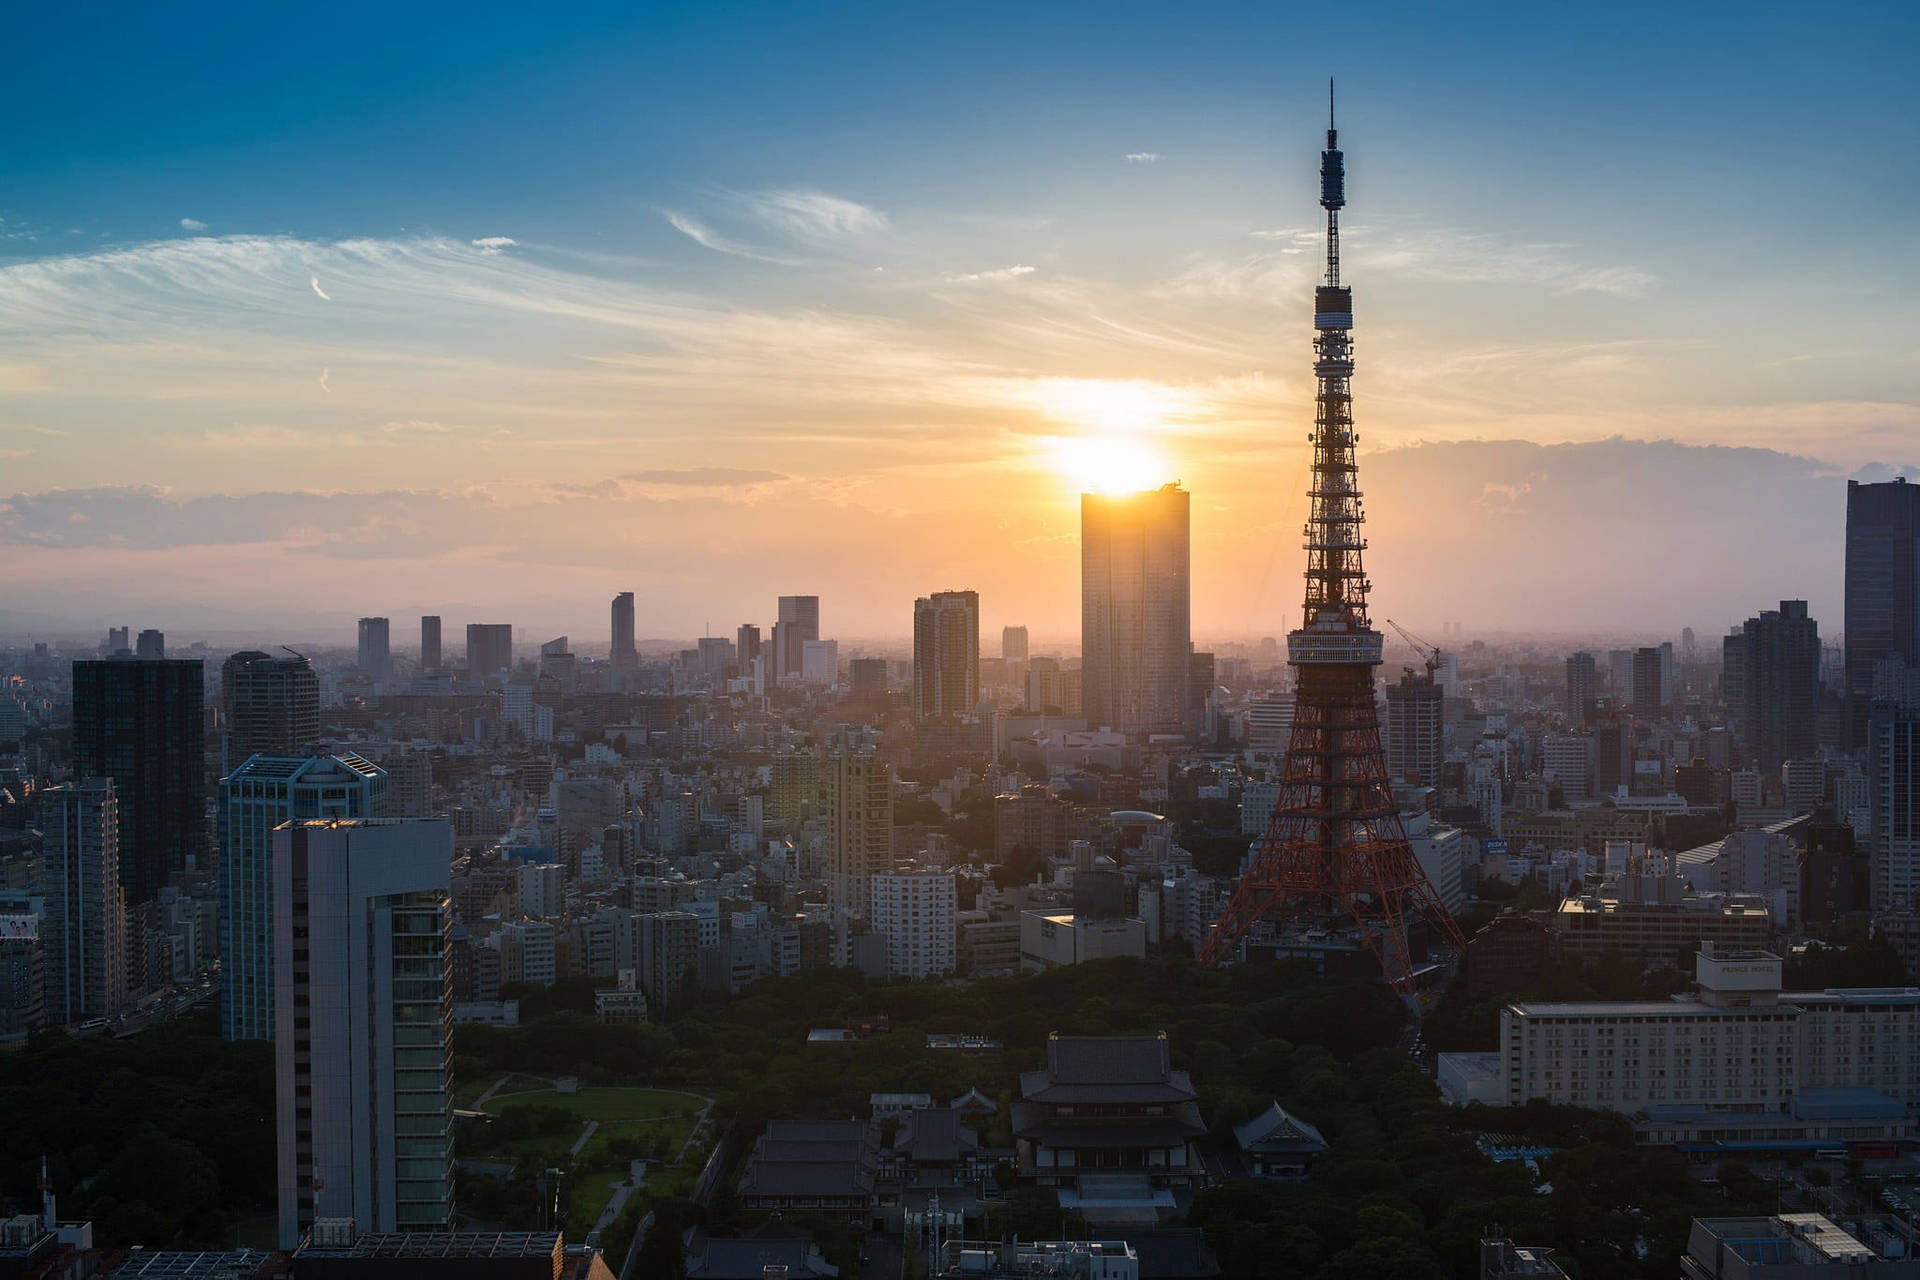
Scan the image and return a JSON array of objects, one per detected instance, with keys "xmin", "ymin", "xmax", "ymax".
[
  {"xmin": 913, "ymin": 589, "xmax": 980, "ymax": 721},
  {"xmin": 220, "ymin": 754, "xmax": 388, "ymax": 1043},
  {"xmin": 275, "ymin": 819, "xmax": 452, "ymax": 1246},
  {"xmin": 40, "ymin": 779, "xmax": 126, "ymax": 1026}
]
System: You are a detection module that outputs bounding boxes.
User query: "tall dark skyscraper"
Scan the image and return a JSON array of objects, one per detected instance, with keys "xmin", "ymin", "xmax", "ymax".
[
  {"xmin": 1081, "ymin": 484, "xmax": 1191, "ymax": 734},
  {"xmin": 356, "ymin": 617, "xmax": 391, "ymax": 679},
  {"xmin": 913, "ymin": 589, "xmax": 980, "ymax": 720},
  {"xmin": 1631, "ymin": 646, "xmax": 1664, "ymax": 720},
  {"xmin": 420, "ymin": 615, "xmax": 442, "ymax": 672},
  {"xmin": 611, "ymin": 592, "xmax": 637, "ymax": 669},
  {"xmin": 1845, "ymin": 477, "xmax": 1920, "ymax": 750},
  {"xmin": 221, "ymin": 650, "xmax": 320, "ymax": 762},
  {"xmin": 135, "ymin": 629, "xmax": 165, "ymax": 659},
  {"xmin": 72, "ymin": 658, "xmax": 207, "ymax": 906},
  {"xmin": 1565, "ymin": 651, "xmax": 1596, "ymax": 727},
  {"xmin": 775, "ymin": 595, "xmax": 820, "ymax": 679},
  {"xmin": 1722, "ymin": 600, "xmax": 1819, "ymax": 776},
  {"xmin": 466, "ymin": 623, "xmax": 513, "ymax": 678},
  {"xmin": 736, "ymin": 623, "xmax": 762, "ymax": 673}
]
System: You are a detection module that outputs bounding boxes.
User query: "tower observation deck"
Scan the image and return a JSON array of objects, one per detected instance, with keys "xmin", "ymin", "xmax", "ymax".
[{"xmin": 1199, "ymin": 87, "xmax": 1465, "ymax": 991}]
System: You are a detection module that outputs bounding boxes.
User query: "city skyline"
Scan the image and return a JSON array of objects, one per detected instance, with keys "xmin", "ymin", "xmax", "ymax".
[{"xmin": 3, "ymin": 2, "xmax": 1917, "ymax": 638}]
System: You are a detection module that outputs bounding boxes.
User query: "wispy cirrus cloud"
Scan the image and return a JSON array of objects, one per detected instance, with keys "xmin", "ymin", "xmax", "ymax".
[
  {"xmin": 180, "ymin": 218, "xmax": 208, "ymax": 232},
  {"xmin": 1125, "ymin": 152, "xmax": 1161, "ymax": 164},
  {"xmin": 1254, "ymin": 224, "xmax": 1657, "ymax": 297},
  {"xmin": 739, "ymin": 189, "xmax": 887, "ymax": 240},
  {"xmin": 623, "ymin": 467, "xmax": 788, "ymax": 486},
  {"xmin": 943, "ymin": 264, "xmax": 1036, "ymax": 284},
  {"xmin": 661, "ymin": 210, "xmax": 794, "ymax": 264}
]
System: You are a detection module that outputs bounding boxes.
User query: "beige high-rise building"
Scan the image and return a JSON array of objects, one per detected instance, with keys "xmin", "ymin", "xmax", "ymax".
[
  {"xmin": 1081, "ymin": 483, "xmax": 1191, "ymax": 734},
  {"xmin": 913, "ymin": 589, "xmax": 979, "ymax": 721},
  {"xmin": 822, "ymin": 736, "xmax": 893, "ymax": 927}
]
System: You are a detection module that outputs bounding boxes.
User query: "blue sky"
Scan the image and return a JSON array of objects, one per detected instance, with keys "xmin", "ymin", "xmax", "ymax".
[{"xmin": 1, "ymin": 1, "xmax": 1916, "ymax": 640}]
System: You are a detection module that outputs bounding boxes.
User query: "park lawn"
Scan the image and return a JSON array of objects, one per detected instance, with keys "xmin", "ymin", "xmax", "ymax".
[
  {"xmin": 481, "ymin": 1085, "xmax": 705, "ymax": 1123},
  {"xmin": 564, "ymin": 1170, "xmax": 631, "ymax": 1239},
  {"xmin": 453, "ymin": 1072, "xmax": 548, "ymax": 1109}
]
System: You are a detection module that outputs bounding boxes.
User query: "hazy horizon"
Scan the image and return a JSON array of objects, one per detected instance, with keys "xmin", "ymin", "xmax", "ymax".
[{"xmin": 4, "ymin": 2, "xmax": 1915, "ymax": 641}]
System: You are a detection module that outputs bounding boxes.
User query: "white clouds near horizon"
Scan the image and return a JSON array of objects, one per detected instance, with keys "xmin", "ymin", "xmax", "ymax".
[{"xmin": 0, "ymin": 199, "xmax": 1913, "ymax": 634}]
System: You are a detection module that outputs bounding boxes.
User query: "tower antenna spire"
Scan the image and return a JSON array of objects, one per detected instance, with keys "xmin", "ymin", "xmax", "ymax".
[{"xmin": 1200, "ymin": 92, "xmax": 1465, "ymax": 993}]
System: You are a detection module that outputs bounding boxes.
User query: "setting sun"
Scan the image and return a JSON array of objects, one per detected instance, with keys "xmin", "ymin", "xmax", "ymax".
[{"xmin": 1047, "ymin": 434, "xmax": 1174, "ymax": 495}]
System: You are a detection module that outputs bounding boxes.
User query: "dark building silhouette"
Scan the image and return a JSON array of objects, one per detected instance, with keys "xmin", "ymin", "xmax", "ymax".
[
  {"xmin": 1721, "ymin": 600, "xmax": 1820, "ymax": 776},
  {"xmin": 420, "ymin": 615, "xmax": 441, "ymax": 672},
  {"xmin": 1565, "ymin": 651, "xmax": 1596, "ymax": 728},
  {"xmin": 1845, "ymin": 477, "xmax": 1920, "ymax": 749},
  {"xmin": 1800, "ymin": 822, "xmax": 1862, "ymax": 927},
  {"xmin": 1595, "ymin": 718, "xmax": 1633, "ymax": 797},
  {"xmin": 774, "ymin": 595, "xmax": 820, "ymax": 680},
  {"xmin": 1631, "ymin": 646, "xmax": 1664, "ymax": 719},
  {"xmin": 1466, "ymin": 913, "xmax": 1555, "ymax": 1000},
  {"xmin": 72, "ymin": 657, "xmax": 206, "ymax": 906},
  {"xmin": 848, "ymin": 656, "xmax": 887, "ymax": 697},
  {"xmin": 466, "ymin": 623, "xmax": 513, "ymax": 678},
  {"xmin": 735, "ymin": 623, "xmax": 761, "ymax": 673},
  {"xmin": 1674, "ymin": 758, "xmax": 1725, "ymax": 807},
  {"xmin": 221, "ymin": 650, "xmax": 320, "ymax": 761},
  {"xmin": 355, "ymin": 616, "xmax": 390, "ymax": 679},
  {"xmin": 611, "ymin": 592, "xmax": 637, "ymax": 669},
  {"xmin": 135, "ymin": 628, "xmax": 165, "ymax": 659},
  {"xmin": 1188, "ymin": 650, "xmax": 1215, "ymax": 737}
]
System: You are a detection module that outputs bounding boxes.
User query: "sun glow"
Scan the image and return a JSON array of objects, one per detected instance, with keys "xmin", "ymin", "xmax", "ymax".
[
  {"xmin": 1047, "ymin": 434, "xmax": 1172, "ymax": 495},
  {"xmin": 1027, "ymin": 377, "xmax": 1185, "ymax": 495}
]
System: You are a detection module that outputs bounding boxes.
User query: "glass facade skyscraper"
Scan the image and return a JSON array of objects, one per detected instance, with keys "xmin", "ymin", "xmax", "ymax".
[
  {"xmin": 71, "ymin": 657, "xmax": 206, "ymax": 906},
  {"xmin": 1845, "ymin": 478, "xmax": 1920, "ymax": 750},
  {"xmin": 219, "ymin": 753, "xmax": 387, "ymax": 1042},
  {"xmin": 1081, "ymin": 483, "xmax": 1191, "ymax": 734}
]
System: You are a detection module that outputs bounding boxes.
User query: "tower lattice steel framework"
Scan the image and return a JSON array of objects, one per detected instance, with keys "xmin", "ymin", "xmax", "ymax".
[{"xmin": 1199, "ymin": 88, "xmax": 1466, "ymax": 989}]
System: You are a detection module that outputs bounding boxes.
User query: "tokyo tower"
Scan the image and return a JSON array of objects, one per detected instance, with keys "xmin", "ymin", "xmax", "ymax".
[{"xmin": 1199, "ymin": 87, "xmax": 1465, "ymax": 990}]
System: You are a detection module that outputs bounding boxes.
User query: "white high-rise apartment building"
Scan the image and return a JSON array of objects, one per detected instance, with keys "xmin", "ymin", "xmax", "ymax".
[
  {"xmin": 41, "ymin": 779, "xmax": 126, "ymax": 1026},
  {"xmin": 1240, "ymin": 781, "xmax": 1282, "ymax": 835},
  {"xmin": 1242, "ymin": 696, "xmax": 1295, "ymax": 752},
  {"xmin": 496, "ymin": 919, "xmax": 558, "ymax": 987},
  {"xmin": 1541, "ymin": 732, "xmax": 1596, "ymax": 802},
  {"xmin": 274, "ymin": 819, "xmax": 452, "ymax": 1247},
  {"xmin": 515, "ymin": 861, "xmax": 564, "ymax": 920},
  {"xmin": 801, "ymin": 639, "xmax": 839, "ymax": 685},
  {"xmin": 1081, "ymin": 483, "xmax": 1191, "ymax": 734},
  {"xmin": 219, "ymin": 754, "xmax": 387, "ymax": 1043},
  {"xmin": 1869, "ymin": 705, "xmax": 1920, "ymax": 912},
  {"xmin": 870, "ymin": 870, "xmax": 957, "ymax": 980}
]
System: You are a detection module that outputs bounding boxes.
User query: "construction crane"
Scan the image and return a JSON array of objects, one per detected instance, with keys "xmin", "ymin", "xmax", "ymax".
[{"xmin": 1385, "ymin": 618, "xmax": 1442, "ymax": 681}]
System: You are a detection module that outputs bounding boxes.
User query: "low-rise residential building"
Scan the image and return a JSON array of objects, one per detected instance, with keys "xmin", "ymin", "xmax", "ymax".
[
  {"xmin": 1681, "ymin": 1214, "xmax": 1920, "ymax": 1279},
  {"xmin": 1019, "ymin": 912, "xmax": 1145, "ymax": 971},
  {"xmin": 1439, "ymin": 945, "xmax": 1920, "ymax": 1147}
]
